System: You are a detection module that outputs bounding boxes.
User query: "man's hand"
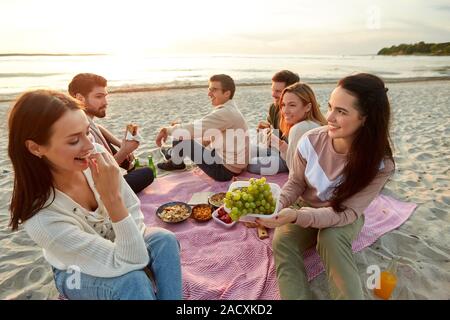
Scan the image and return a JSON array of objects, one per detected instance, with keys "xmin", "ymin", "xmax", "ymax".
[
  {"xmin": 156, "ymin": 127, "xmax": 168, "ymax": 147},
  {"xmin": 255, "ymin": 208, "xmax": 297, "ymax": 229},
  {"xmin": 257, "ymin": 120, "xmax": 271, "ymax": 130},
  {"xmin": 120, "ymin": 139, "xmax": 139, "ymax": 155},
  {"xmin": 269, "ymin": 133, "xmax": 287, "ymax": 153},
  {"xmin": 114, "ymin": 139, "xmax": 139, "ymax": 166}
]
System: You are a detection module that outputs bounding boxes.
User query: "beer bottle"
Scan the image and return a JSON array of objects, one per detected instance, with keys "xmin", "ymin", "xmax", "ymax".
[
  {"xmin": 134, "ymin": 158, "xmax": 141, "ymax": 168},
  {"xmin": 148, "ymin": 155, "xmax": 157, "ymax": 178}
]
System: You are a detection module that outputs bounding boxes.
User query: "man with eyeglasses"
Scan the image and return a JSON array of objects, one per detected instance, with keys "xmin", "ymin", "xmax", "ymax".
[{"xmin": 155, "ymin": 74, "xmax": 249, "ymax": 181}]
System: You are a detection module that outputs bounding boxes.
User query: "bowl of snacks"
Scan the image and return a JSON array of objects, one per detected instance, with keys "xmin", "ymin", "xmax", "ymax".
[
  {"xmin": 191, "ymin": 204, "xmax": 213, "ymax": 222},
  {"xmin": 156, "ymin": 202, "xmax": 192, "ymax": 223},
  {"xmin": 223, "ymin": 177, "xmax": 281, "ymax": 222},
  {"xmin": 208, "ymin": 192, "xmax": 227, "ymax": 209},
  {"xmin": 212, "ymin": 206, "xmax": 237, "ymax": 228}
]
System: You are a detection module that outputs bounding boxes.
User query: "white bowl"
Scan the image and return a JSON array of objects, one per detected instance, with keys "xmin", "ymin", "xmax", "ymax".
[
  {"xmin": 224, "ymin": 180, "xmax": 281, "ymax": 222},
  {"xmin": 212, "ymin": 207, "xmax": 237, "ymax": 228}
]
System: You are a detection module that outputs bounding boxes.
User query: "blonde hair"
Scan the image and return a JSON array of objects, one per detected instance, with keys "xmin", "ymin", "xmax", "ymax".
[{"xmin": 279, "ymin": 82, "xmax": 327, "ymax": 137}]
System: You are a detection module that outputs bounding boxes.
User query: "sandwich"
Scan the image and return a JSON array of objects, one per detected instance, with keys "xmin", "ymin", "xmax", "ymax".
[{"xmin": 126, "ymin": 124, "xmax": 138, "ymax": 136}]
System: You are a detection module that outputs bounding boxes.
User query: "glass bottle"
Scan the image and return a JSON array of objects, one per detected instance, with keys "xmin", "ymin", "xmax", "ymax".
[
  {"xmin": 134, "ymin": 158, "xmax": 141, "ymax": 168},
  {"xmin": 148, "ymin": 155, "xmax": 157, "ymax": 178},
  {"xmin": 374, "ymin": 258, "xmax": 398, "ymax": 300}
]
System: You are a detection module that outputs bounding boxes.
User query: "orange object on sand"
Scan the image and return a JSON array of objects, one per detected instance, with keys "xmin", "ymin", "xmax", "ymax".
[
  {"xmin": 374, "ymin": 271, "xmax": 397, "ymax": 299},
  {"xmin": 374, "ymin": 259, "xmax": 398, "ymax": 299}
]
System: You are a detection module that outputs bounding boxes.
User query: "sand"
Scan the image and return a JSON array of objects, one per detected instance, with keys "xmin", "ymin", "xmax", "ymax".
[{"xmin": 0, "ymin": 80, "xmax": 449, "ymax": 299}]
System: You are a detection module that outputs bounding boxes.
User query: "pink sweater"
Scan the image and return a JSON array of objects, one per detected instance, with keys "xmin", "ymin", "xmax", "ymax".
[{"xmin": 279, "ymin": 126, "xmax": 395, "ymax": 228}]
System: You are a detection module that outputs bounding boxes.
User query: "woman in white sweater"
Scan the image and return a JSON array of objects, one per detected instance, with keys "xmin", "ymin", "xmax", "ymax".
[
  {"xmin": 249, "ymin": 82, "xmax": 326, "ymax": 174},
  {"xmin": 8, "ymin": 90, "xmax": 182, "ymax": 300}
]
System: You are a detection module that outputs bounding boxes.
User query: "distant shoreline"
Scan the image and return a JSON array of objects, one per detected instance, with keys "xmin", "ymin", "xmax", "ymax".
[
  {"xmin": 378, "ymin": 42, "xmax": 450, "ymax": 56},
  {"xmin": 0, "ymin": 53, "xmax": 106, "ymax": 57},
  {"xmin": 1, "ymin": 76, "xmax": 450, "ymax": 104}
]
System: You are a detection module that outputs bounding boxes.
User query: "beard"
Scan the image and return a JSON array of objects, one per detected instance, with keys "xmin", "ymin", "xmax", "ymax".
[{"xmin": 87, "ymin": 106, "xmax": 106, "ymax": 118}]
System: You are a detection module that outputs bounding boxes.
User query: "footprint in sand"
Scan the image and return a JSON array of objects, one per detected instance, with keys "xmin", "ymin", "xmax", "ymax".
[
  {"xmin": 430, "ymin": 208, "xmax": 447, "ymax": 220},
  {"xmin": 415, "ymin": 153, "xmax": 434, "ymax": 161},
  {"xmin": 441, "ymin": 196, "xmax": 450, "ymax": 206}
]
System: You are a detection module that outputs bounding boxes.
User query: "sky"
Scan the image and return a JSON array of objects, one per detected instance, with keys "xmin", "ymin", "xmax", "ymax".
[{"xmin": 1, "ymin": 0, "xmax": 449, "ymax": 55}]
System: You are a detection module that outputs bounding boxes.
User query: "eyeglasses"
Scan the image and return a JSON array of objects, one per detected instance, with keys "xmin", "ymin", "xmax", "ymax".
[{"xmin": 208, "ymin": 87, "xmax": 223, "ymax": 93}]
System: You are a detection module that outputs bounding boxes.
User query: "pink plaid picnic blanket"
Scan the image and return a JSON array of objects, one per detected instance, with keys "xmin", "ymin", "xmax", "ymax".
[{"xmin": 139, "ymin": 168, "xmax": 417, "ymax": 300}]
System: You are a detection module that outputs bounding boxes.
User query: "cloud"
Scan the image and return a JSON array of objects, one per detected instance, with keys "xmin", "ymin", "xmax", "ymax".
[{"xmin": 432, "ymin": 5, "xmax": 450, "ymax": 11}]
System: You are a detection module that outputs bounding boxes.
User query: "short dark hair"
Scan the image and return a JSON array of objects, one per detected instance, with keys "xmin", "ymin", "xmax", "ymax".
[
  {"xmin": 272, "ymin": 70, "xmax": 300, "ymax": 87},
  {"xmin": 68, "ymin": 73, "xmax": 107, "ymax": 98},
  {"xmin": 209, "ymin": 74, "xmax": 236, "ymax": 99}
]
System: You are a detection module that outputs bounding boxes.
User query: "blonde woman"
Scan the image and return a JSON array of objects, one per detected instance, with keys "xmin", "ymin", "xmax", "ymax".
[{"xmin": 249, "ymin": 82, "xmax": 326, "ymax": 174}]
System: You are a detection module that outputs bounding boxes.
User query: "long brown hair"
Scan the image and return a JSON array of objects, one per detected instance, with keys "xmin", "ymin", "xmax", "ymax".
[
  {"xmin": 279, "ymin": 82, "xmax": 327, "ymax": 137},
  {"xmin": 8, "ymin": 90, "xmax": 84, "ymax": 230},
  {"xmin": 331, "ymin": 73, "xmax": 394, "ymax": 211}
]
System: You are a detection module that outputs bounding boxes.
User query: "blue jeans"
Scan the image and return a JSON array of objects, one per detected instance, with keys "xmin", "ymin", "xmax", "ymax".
[
  {"xmin": 247, "ymin": 144, "xmax": 288, "ymax": 175},
  {"xmin": 53, "ymin": 228, "xmax": 182, "ymax": 300},
  {"xmin": 171, "ymin": 139, "xmax": 235, "ymax": 181}
]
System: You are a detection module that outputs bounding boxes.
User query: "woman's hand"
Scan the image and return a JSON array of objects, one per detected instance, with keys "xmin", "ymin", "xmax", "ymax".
[
  {"xmin": 255, "ymin": 208, "xmax": 297, "ymax": 229},
  {"xmin": 88, "ymin": 152, "xmax": 127, "ymax": 222}
]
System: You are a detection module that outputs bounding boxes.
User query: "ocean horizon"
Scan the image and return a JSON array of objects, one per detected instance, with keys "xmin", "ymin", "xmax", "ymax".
[{"xmin": 1, "ymin": 53, "xmax": 450, "ymax": 101}]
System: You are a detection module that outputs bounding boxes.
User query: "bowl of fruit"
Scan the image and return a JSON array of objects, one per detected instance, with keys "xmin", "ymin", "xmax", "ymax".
[
  {"xmin": 223, "ymin": 177, "xmax": 281, "ymax": 222},
  {"xmin": 212, "ymin": 206, "xmax": 237, "ymax": 228}
]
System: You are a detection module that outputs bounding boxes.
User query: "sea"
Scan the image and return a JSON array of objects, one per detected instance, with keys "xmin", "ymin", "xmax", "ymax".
[{"xmin": 1, "ymin": 53, "xmax": 449, "ymax": 101}]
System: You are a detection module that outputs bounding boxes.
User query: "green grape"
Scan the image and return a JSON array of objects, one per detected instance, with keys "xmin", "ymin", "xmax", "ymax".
[
  {"xmin": 229, "ymin": 211, "xmax": 239, "ymax": 221},
  {"xmin": 250, "ymin": 202, "xmax": 256, "ymax": 209},
  {"xmin": 242, "ymin": 193, "xmax": 249, "ymax": 201},
  {"xmin": 259, "ymin": 206, "xmax": 265, "ymax": 213},
  {"xmin": 255, "ymin": 200, "xmax": 261, "ymax": 206},
  {"xmin": 248, "ymin": 194, "xmax": 254, "ymax": 202},
  {"xmin": 258, "ymin": 194, "xmax": 264, "ymax": 201},
  {"xmin": 261, "ymin": 199, "xmax": 266, "ymax": 206},
  {"xmin": 271, "ymin": 205, "xmax": 276, "ymax": 213},
  {"xmin": 263, "ymin": 184, "xmax": 271, "ymax": 191},
  {"xmin": 242, "ymin": 209, "xmax": 248, "ymax": 215},
  {"xmin": 226, "ymin": 192, "xmax": 233, "ymax": 200},
  {"xmin": 235, "ymin": 200, "xmax": 243, "ymax": 208},
  {"xmin": 231, "ymin": 207, "xmax": 238, "ymax": 215},
  {"xmin": 260, "ymin": 177, "xmax": 267, "ymax": 184},
  {"xmin": 244, "ymin": 202, "xmax": 250, "ymax": 208},
  {"xmin": 264, "ymin": 203, "xmax": 270, "ymax": 209},
  {"xmin": 233, "ymin": 193, "xmax": 241, "ymax": 201}
]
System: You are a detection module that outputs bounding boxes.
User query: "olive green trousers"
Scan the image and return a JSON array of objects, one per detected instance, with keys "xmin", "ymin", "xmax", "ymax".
[{"xmin": 272, "ymin": 215, "xmax": 365, "ymax": 300}]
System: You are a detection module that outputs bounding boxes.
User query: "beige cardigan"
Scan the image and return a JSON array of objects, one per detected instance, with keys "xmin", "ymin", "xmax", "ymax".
[{"xmin": 167, "ymin": 100, "xmax": 249, "ymax": 174}]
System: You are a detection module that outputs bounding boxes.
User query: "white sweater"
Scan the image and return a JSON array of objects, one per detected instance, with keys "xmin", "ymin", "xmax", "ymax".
[{"xmin": 23, "ymin": 169, "xmax": 149, "ymax": 278}]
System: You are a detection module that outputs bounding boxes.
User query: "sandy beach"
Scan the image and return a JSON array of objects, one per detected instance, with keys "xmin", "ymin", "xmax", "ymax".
[{"xmin": 0, "ymin": 80, "xmax": 449, "ymax": 299}]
